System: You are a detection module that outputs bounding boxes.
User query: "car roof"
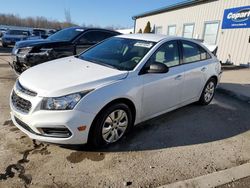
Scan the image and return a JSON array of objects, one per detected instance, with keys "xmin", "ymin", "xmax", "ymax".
[{"xmin": 116, "ymin": 34, "xmax": 180, "ymax": 42}]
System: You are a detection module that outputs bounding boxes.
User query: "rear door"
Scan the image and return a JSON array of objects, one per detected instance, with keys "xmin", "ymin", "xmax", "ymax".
[
  {"xmin": 180, "ymin": 40, "xmax": 211, "ymax": 102},
  {"xmin": 141, "ymin": 40, "xmax": 185, "ymax": 119}
]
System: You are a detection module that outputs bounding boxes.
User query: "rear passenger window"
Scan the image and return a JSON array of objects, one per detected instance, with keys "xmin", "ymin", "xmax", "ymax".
[
  {"xmin": 200, "ymin": 47, "xmax": 211, "ymax": 60},
  {"xmin": 182, "ymin": 41, "xmax": 200, "ymax": 63},
  {"xmin": 182, "ymin": 41, "xmax": 211, "ymax": 63}
]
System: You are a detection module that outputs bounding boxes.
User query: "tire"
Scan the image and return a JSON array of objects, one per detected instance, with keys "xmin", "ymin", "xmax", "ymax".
[
  {"xmin": 89, "ymin": 103, "xmax": 133, "ymax": 147},
  {"xmin": 198, "ymin": 78, "xmax": 217, "ymax": 105}
]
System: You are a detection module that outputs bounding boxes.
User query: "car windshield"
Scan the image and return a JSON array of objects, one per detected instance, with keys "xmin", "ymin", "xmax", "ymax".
[
  {"xmin": 7, "ymin": 30, "xmax": 30, "ymax": 36},
  {"xmin": 48, "ymin": 27, "xmax": 84, "ymax": 41},
  {"xmin": 79, "ymin": 37, "xmax": 155, "ymax": 71}
]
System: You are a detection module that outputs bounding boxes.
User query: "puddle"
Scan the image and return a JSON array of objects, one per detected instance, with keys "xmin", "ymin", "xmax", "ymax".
[
  {"xmin": 66, "ymin": 152, "xmax": 105, "ymax": 163},
  {"xmin": 9, "ymin": 127, "xmax": 19, "ymax": 132},
  {"xmin": 32, "ymin": 144, "xmax": 51, "ymax": 155},
  {"xmin": 0, "ymin": 140, "xmax": 50, "ymax": 186},
  {"xmin": 20, "ymin": 136, "xmax": 26, "ymax": 139},
  {"xmin": 3, "ymin": 120, "xmax": 13, "ymax": 126}
]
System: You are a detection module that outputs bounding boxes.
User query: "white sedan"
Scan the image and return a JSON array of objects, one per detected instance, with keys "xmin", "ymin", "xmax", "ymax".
[{"xmin": 10, "ymin": 34, "xmax": 222, "ymax": 147}]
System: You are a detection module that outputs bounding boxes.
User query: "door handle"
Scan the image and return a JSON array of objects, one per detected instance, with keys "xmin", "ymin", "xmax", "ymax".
[
  {"xmin": 201, "ymin": 67, "xmax": 207, "ymax": 72},
  {"xmin": 175, "ymin": 75, "xmax": 182, "ymax": 80}
]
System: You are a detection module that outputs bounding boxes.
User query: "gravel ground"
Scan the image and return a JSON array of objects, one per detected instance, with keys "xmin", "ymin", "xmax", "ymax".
[{"xmin": 0, "ymin": 52, "xmax": 250, "ymax": 188}]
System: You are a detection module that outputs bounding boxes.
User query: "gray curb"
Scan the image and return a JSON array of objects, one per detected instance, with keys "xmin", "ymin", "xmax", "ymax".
[
  {"xmin": 158, "ymin": 162, "xmax": 250, "ymax": 188},
  {"xmin": 216, "ymin": 87, "xmax": 250, "ymax": 104}
]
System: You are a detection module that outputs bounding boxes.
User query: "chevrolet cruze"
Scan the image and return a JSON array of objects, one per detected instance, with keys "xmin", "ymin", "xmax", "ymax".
[{"xmin": 10, "ymin": 34, "xmax": 221, "ymax": 147}]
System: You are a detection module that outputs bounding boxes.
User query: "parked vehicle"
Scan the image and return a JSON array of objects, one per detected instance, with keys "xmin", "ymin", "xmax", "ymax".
[
  {"xmin": 2, "ymin": 29, "xmax": 31, "ymax": 47},
  {"xmin": 10, "ymin": 27, "xmax": 120, "ymax": 74},
  {"xmin": 29, "ymin": 28, "xmax": 49, "ymax": 40},
  {"xmin": 10, "ymin": 34, "xmax": 222, "ymax": 147},
  {"xmin": 47, "ymin": 29, "xmax": 57, "ymax": 36},
  {"xmin": 0, "ymin": 28, "xmax": 7, "ymax": 39}
]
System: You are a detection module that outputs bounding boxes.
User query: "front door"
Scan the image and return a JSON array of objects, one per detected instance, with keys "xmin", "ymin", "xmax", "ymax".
[{"xmin": 141, "ymin": 40, "xmax": 184, "ymax": 119}]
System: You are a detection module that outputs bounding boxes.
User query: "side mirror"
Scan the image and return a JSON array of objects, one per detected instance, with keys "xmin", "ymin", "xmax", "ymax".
[{"xmin": 146, "ymin": 62, "xmax": 169, "ymax": 74}]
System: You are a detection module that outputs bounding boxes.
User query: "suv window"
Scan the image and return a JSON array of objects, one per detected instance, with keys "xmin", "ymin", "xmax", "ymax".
[
  {"xmin": 149, "ymin": 41, "xmax": 180, "ymax": 68},
  {"xmin": 182, "ymin": 41, "xmax": 211, "ymax": 63},
  {"xmin": 79, "ymin": 31, "xmax": 115, "ymax": 44}
]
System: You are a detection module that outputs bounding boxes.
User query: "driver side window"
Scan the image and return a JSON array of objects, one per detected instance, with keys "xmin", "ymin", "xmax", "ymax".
[{"xmin": 149, "ymin": 41, "xmax": 180, "ymax": 68}]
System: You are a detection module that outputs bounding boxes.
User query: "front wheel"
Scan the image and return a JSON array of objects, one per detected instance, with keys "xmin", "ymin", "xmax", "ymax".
[
  {"xmin": 198, "ymin": 78, "xmax": 216, "ymax": 105},
  {"xmin": 89, "ymin": 103, "xmax": 133, "ymax": 147}
]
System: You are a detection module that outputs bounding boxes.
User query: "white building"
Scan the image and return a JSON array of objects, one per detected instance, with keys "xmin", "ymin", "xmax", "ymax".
[{"xmin": 133, "ymin": 0, "xmax": 250, "ymax": 66}]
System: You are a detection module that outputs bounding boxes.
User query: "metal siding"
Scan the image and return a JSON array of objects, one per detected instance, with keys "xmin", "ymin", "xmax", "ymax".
[{"xmin": 135, "ymin": 0, "xmax": 250, "ymax": 65}]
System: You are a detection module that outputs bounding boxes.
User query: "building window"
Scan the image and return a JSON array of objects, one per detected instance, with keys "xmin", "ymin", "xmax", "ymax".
[
  {"xmin": 183, "ymin": 24, "xmax": 194, "ymax": 38},
  {"xmin": 203, "ymin": 21, "xmax": 219, "ymax": 45},
  {"xmin": 155, "ymin": 26, "xmax": 163, "ymax": 34},
  {"xmin": 167, "ymin": 25, "xmax": 176, "ymax": 36}
]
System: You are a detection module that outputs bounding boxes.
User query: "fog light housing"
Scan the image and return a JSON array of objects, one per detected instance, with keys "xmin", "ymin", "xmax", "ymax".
[{"xmin": 39, "ymin": 127, "xmax": 72, "ymax": 138}]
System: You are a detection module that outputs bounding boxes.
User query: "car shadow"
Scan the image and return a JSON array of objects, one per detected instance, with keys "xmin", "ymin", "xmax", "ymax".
[
  {"xmin": 217, "ymin": 83, "xmax": 250, "ymax": 102},
  {"xmin": 61, "ymin": 93, "xmax": 250, "ymax": 152}
]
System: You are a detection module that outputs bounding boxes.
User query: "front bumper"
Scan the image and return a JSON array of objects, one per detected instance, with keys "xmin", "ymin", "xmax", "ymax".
[
  {"xmin": 10, "ymin": 52, "xmax": 53, "ymax": 74},
  {"xmin": 10, "ymin": 89, "xmax": 96, "ymax": 145},
  {"xmin": 9, "ymin": 53, "xmax": 29, "ymax": 75}
]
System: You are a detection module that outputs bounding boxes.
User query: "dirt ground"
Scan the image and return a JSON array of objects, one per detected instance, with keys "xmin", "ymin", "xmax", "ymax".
[{"xmin": 0, "ymin": 49, "xmax": 250, "ymax": 188}]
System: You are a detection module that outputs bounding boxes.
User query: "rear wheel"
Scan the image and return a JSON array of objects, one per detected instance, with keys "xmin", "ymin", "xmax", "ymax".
[
  {"xmin": 198, "ymin": 78, "xmax": 216, "ymax": 105},
  {"xmin": 89, "ymin": 103, "xmax": 133, "ymax": 147}
]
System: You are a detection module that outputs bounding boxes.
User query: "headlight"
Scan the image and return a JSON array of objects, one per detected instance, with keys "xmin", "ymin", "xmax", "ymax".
[
  {"xmin": 41, "ymin": 90, "xmax": 93, "ymax": 110},
  {"xmin": 18, "ymin": 47, "xmax": 32, "ymax": 55}
]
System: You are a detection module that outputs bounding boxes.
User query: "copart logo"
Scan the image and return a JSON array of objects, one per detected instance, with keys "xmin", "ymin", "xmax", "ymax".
[{"xmin": 227, "ymin": 8, "xmax": 250, "ymax": 22}]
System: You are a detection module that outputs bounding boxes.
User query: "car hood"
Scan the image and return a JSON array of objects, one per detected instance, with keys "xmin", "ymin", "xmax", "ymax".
[
  {"xmin": 15, "ymin": 39, "xmax": 70, "ymax": 48},
  {"xmin": 19, "ymin": 57, "xmax": 128, "ymax": 97}
]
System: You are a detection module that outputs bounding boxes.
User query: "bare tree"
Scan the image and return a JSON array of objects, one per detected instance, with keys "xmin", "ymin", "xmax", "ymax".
[{"xmin": 0, "ymin": 13, "xmax": 77, "ymax": 29}]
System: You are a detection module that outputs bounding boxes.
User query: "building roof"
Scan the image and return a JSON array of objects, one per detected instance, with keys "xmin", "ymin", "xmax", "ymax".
[{"xmin": 132, "ymin": 0, "xmax": 216, "ymax": 20}]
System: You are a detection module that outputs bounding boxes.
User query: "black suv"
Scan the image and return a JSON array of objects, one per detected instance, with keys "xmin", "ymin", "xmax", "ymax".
[{"xmin": 11, "ymin": 27, "xmax": 120, "ymax": 74}]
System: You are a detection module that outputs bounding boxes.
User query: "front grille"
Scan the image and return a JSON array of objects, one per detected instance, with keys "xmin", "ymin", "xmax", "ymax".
[
  {"xmin": 16, "ymin": 80, "xmax": 37, "ymax": 96},
  {"xmin": 11, "ymin": 91, "xmax": 32, "ymax": 113}
]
